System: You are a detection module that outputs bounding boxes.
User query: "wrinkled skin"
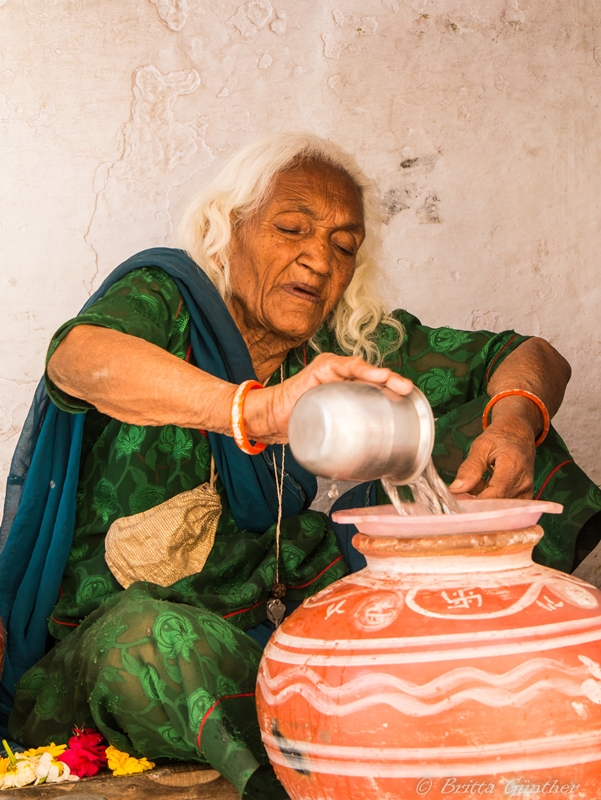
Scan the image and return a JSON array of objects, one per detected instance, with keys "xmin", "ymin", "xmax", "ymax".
[{"xmin": 227, "ymin": 160, "xmax": 366, "ymax": 373}]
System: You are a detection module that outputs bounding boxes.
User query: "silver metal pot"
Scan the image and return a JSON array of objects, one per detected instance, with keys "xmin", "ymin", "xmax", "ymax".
[{"xmin": 288, "ymin": 382, "xmax": 434, "ymax": 485}]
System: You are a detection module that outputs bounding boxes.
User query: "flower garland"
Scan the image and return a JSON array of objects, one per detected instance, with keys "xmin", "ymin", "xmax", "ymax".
[{"xmin": 0, "ymin": 728, "xmax": 155, "ymax": 790}]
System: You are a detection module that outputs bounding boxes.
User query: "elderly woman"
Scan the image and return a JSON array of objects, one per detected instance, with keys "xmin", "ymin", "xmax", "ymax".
[{"xmin": 0, "ymin": 133, "xmax": 599, "ymax": 798}]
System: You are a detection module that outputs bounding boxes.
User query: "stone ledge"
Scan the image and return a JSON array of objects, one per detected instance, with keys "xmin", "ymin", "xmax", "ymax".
[{"xmin": 0, "ymin": 763, "xmax": 239, "ymax": 800}]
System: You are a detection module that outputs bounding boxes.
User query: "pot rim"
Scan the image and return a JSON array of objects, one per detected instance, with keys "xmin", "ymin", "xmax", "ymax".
[{"xmin": 332, "ymin": 497, "xmax": 563, "ymax": 538}]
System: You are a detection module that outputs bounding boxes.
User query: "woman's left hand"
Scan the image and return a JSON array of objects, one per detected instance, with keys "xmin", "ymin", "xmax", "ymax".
[
  {"xmin": 448, "ymin": 415, "xmax": 536, "ymax": 499},
  {"xmin": 449, "ymin": 336, "xmax": 571, "ymax": 499}
]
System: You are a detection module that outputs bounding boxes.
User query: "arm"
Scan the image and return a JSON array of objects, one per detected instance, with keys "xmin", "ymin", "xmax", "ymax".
[
  {"xmin": 449, "ymin": 337, "xmax": 571, "ymax": 498},
  {"xmin": 47, "ymin": 324, "xmax": 413, "ymax": 443}
]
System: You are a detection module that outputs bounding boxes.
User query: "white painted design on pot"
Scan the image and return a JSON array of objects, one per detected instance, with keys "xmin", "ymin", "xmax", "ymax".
[
  {"xmin": 325, "ymin": 600, "xmax": 347, "ymax": 619},
  {"xmin": 275, "ymin": 614, "xmax": 601, "ymax": 651},
  {"xmin": 343, "ymin": 563, "xmax": 549, "ymax": 589},
  {"xmin": 440, "ymin": 588, "xmax": 483, "ymax": 608},
  {"xmin": 536, "ymin": 594, "xmax": 564, "ymax": 611},
  {"xmin": 265, "ymin": 623, "xmax": 601, "ymax": 666},
  {"xmin": 353, "ymin": 591, "xmax": 403, "ymax": 631},
  {"xmin": 259, "ymin": 657, "xmax": 600, "ymax": 717},
  {"xmin": 579, "ymin": 655, "xmax": 601, "ymax": 703},
  {"xmin": 262, "ymin": 727, "xmax": 601, "ymax": 777},
  {"xmin": 579, "ymin": 654, "xmax": 601, "ymax": 678},
  {"xmin": 303, "ymin": 584, "xmax": 369, "ymax": 609},
  {"xmin": 405, "ymin": 580, "xmax": 545, "ymax": 620},
  {"xmin": 547, "ymin": 580, "xmax": 600, "ymax": 609}
]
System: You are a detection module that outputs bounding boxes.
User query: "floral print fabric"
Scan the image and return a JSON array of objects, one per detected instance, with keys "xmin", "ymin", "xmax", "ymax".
[
  {"xmin": 10, "ymin": 583, "xmax": 287, "ymax": 799},
  {"xmin": 9, "ymin": 266, "xmax": 601, "ymax": 798},
  {"xmin": 45, "ymin": 269, "xmax": 346, "ymax": 639}
]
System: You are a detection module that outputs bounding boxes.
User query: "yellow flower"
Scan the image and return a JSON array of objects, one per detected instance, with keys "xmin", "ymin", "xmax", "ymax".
[
  {"xmin": 0, "ymin": 756, "xmax": 9, "ymax": 776},
  {"xmin": 22, "ymin": 743, "xmax": 67, "ymax": 759},
  {"xmin": 105, "ymin": 745, "xmax": 155, "ymax": 777}
]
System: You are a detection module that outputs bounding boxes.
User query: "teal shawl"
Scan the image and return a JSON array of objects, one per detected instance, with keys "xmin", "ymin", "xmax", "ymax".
[{"xmin": 0, "ymin": 248, "xmax": 317, "ymax": 734}]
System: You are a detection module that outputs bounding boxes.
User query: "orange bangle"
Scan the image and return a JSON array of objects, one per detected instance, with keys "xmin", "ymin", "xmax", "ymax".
[
  {"xmin": 231, "ymin": 380, "xmax": 267, "ymax": 455},
  {"xmin": 482, "ymin": 389, "xmax": 550, "ymax": 447}
]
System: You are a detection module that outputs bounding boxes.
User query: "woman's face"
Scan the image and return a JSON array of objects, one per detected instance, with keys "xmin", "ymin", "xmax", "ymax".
[{"xmin": 227, "ymin": 160, "xmax": 366, "ymax": 346}]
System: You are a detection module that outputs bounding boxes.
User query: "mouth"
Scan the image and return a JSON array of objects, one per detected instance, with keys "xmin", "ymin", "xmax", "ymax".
[{"xmin": 281, "ymin": 282, "xmax": 322, "ymax": 305}]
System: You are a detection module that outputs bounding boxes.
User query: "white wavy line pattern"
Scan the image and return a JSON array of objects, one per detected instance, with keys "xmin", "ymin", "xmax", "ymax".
[{"xmin": 259, "ymin": 657, "xmax": 601, "ymax": 717}]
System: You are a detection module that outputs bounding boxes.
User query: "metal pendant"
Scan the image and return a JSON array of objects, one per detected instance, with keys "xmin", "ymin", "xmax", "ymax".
[{"xmin": 266, "ymin": 597, "xmax": 286, "ymax": 627}]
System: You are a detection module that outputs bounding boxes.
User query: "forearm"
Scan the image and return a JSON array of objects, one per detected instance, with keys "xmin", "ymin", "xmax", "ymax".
[
  {"xmin": 47, "ymin": 325, "xmax": 238, "ymax": 431},
  {"xmin": 48, "ymin": 326, "xmax": 414, "ymax": 443},
  {"xmin": 449, "ymin": 338, "xmax": 570, "ymax": 498},
  {"xmin": 486, "ymin": 337, "xmax": 571, "ymax": 437}
]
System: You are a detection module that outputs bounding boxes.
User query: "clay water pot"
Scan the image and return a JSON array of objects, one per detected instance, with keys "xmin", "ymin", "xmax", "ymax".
[{"xmin": 256, "ymin": 498, "xmax": 601, "ymax": 800}]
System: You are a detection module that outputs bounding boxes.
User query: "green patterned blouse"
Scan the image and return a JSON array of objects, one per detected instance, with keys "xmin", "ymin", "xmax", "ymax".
[{"xmin": 44, "ymin": 267, "xmax": 601, "ymax": 640}]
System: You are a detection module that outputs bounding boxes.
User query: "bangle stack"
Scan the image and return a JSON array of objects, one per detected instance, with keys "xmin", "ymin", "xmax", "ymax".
[
  {"xmin": 231, "ymin": 380, "xmax": 267, "ymax": 455},
  {"xmin": 481, "ymin": 389, "xmax": 550, "ymax": 447}
]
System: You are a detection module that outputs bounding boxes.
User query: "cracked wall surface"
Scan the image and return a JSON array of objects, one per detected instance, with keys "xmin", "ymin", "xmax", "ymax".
[{"xmin": 1, "ymin": 0, "xmax": 600, "ymax": 505}]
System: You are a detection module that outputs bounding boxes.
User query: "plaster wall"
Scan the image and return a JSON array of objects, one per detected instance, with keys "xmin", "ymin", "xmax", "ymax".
[{"xmin": 0, "ymin": 0, "xmax": 600, "ymax": 501}]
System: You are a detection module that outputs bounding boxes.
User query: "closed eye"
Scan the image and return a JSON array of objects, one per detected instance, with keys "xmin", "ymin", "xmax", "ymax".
[
  {"xmin": 276, "ymin": 225, "xmax": 302, "ymax": 235},
  {"xmin": 332, "ymin": 236, "xmax": 357, "ymax": 257}
]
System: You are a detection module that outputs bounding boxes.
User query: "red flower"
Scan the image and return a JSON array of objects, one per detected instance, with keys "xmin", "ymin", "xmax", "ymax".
[{"xmin": 57, "ymin": 727, "xmax": 108, "ymax": 778}]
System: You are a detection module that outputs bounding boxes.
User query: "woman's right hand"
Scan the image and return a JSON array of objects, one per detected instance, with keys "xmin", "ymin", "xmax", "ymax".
[
  {"xmin": 48, "ymin": 327, "xmax": 411, "ymax": 441},
  {"xmin": 244, "ymin": 352, "xmax": 413, "ymax": 444}
]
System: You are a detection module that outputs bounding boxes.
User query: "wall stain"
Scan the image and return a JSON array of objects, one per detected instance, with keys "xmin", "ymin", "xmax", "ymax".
[
  {"xmin": 417, "ymin": 193, "xmax": 442, "ymax": 224},
  {"xmin": 148, "ymin": 0, "xmax": 189, "ymax": 32},
  {"xmin": 381, "ymin": 187, "xmax": 412, "ymax": 223}
]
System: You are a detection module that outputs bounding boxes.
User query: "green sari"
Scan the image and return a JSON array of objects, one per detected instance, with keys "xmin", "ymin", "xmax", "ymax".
[{"xmin": 8, "ymin": 265, "xmax": 601, "ymax": 798}]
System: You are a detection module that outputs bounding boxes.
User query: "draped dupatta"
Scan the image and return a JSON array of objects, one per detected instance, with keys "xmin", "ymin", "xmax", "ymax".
[{"xmin": 0, "ymin": 248, "xmax": 317, "ymax": 733}]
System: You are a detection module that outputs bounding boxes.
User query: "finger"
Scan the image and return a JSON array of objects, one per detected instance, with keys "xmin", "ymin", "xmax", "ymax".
[
  {"xmin": 478, "ymin": 461, "xmax": 533, "ymax": 499},
  {"xmin": 466, "ymin": 477, "xmax": 489, "ymax": 496},
  {"xmin": 449, "ymin": 446, "xmax": 491, "ymax": 494},
  {"xmin": 327, "ymin": 360, "xmax": 413, "ymax": 395},
  {"xmin": 308, "ymin": 354, "xmax": 412, "ymax": 393},
  {"xmin": 477, "ymin": 483, "xmax": 533, "ymax": 500},
  {"xmin": 385, "ymin": 373, "xmax": 414, "ymax": 395}
]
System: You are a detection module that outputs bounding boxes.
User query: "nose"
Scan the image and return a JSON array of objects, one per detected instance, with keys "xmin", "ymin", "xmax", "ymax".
[{"xmin": 297, "ymin": 232, "xmax": 332, "ymax": 276}]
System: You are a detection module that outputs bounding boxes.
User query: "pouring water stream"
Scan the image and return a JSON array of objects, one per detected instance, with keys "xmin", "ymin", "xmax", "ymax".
[
  {"xmin": 381, "ymin": 458, "xmax": 462, "ymax": 516},
  {"xmin": 288, "ymin": 383, "xmax": 464, "ymax": 517}
]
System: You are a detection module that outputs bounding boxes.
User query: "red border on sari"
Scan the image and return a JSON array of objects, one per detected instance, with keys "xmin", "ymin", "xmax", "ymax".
[
  {"xmin": 535, "ymin": 459, "xmax": 573, "ymax": 500},
  {"xmin": 286, "ymin": 554, "xmax": 345, "ymax": 590},
  {"xmin": 196, "ymin": 692, "xmax": 256, "ymax": 749}
]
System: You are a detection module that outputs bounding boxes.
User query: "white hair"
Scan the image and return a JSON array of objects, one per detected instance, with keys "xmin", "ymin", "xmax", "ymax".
[{"xmin": 178, "ymin": 131, "xmax": 403, "ymax": 365}]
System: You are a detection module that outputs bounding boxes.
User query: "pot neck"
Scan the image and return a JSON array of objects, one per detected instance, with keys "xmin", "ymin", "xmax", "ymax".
[{"xmin": 352, "ymin": 525, "xmax": 542, "ymax": 575}]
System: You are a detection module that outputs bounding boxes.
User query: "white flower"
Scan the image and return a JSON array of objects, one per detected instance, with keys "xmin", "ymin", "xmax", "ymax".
[
  {"xmin": 0, "ymin": 757, "xmax": 37, "ymax": 789},
  {"xmin": 34, "ymin": 751, "xmax": 79, "ymax": 785}
]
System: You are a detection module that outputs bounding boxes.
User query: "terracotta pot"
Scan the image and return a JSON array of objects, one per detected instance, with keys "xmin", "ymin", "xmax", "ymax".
[{"xmin": 256, "ymin": 499, "xmax": 601, "ymax": 800}]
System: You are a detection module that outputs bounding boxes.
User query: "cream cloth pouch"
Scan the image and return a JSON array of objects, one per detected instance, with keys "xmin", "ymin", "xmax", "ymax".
[{"xmin": 105, "ymin": 457, "xmax": 221, "ymax": 588}]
